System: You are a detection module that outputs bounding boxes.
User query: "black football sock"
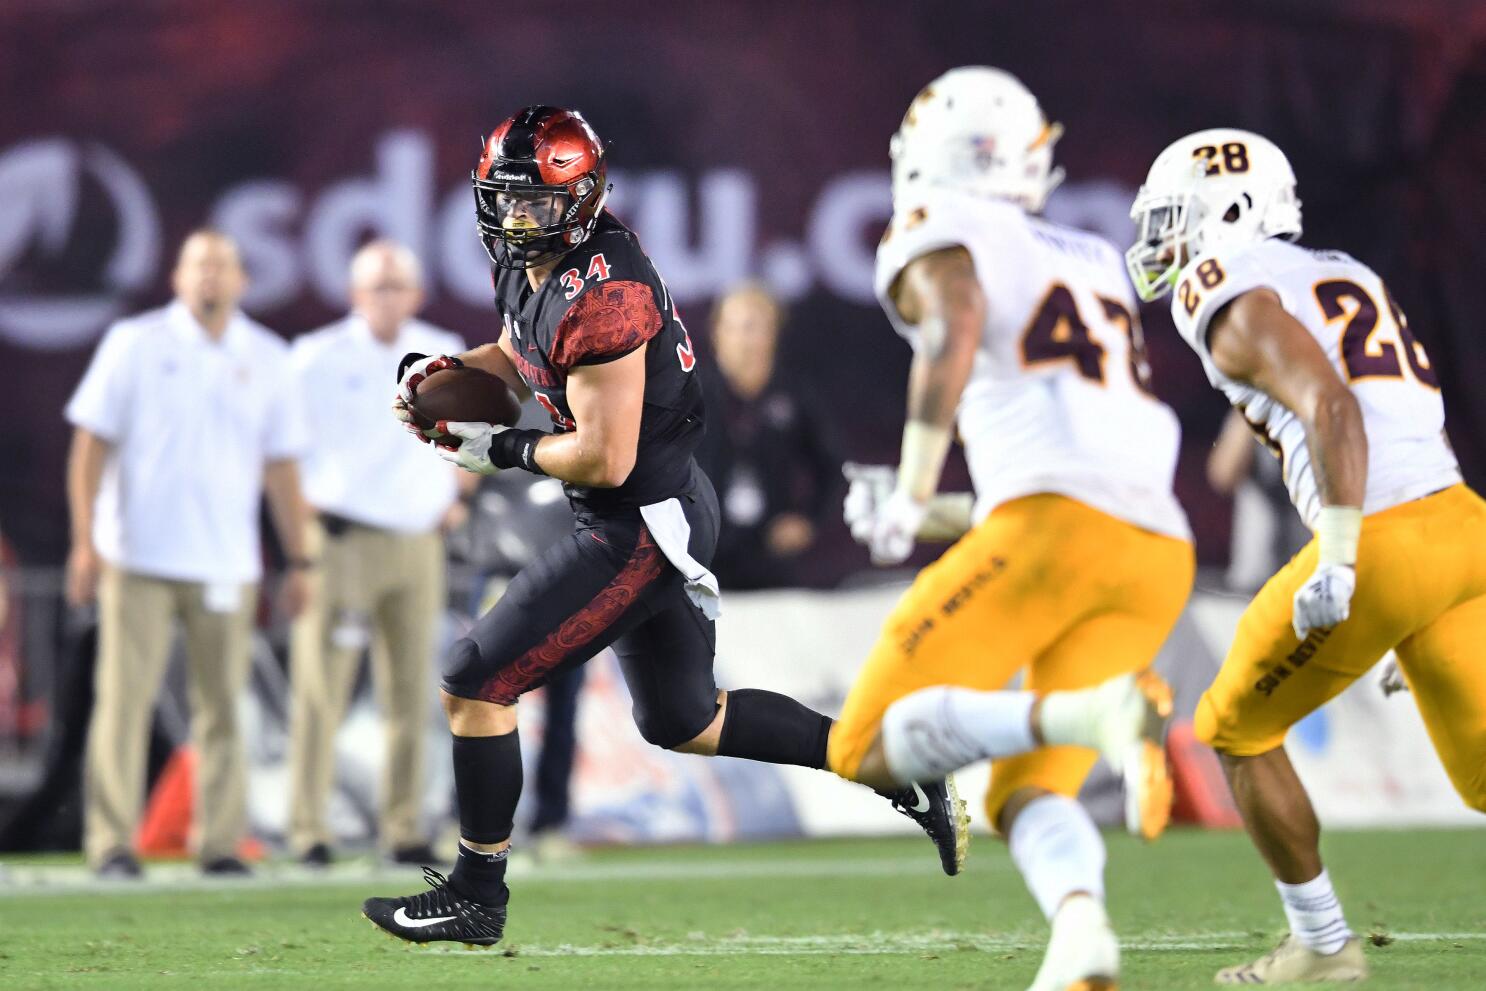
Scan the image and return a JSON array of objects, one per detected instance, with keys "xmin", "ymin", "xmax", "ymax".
[
  {"xmin": 449, "ymin": 731, "xmax": 521, "ymax": 904},
  {"xmin": 450, "ymin": 843, "xmax": 511, "ymax": 907},
  {"xmin": 715, "ymin": 689, "xmax": 834, "ymax": 769}
]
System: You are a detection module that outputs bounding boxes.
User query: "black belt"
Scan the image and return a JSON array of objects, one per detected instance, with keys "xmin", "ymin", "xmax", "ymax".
[{"xmin": 319, "ymin": 511, "xmax": 378, "ymax": 537}]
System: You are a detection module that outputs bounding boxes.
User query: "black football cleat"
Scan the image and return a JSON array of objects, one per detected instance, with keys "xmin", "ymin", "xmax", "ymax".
[
  {"xmin": 362, "ymin": 867, "xmax": 508, "ymax": 948},
  {"xmin": 201, "ymin": 855, "xmax": 253, "ymax": 877},
  {"xmin": 299, "ymin": 843, "xmax": 333, "ymax": 869},
  {"xmin": 880, "ymin": 776, "xmax": 969, "ymax": 876},
  {"xmin": 94, "ymin": 850, "xmax": 143, "ymax": 879}
]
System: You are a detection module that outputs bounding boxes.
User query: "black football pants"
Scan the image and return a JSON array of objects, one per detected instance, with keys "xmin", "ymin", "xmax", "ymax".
[{"xmin": 443, "ymin": 470, "xmax": 721, "ymax": 750}]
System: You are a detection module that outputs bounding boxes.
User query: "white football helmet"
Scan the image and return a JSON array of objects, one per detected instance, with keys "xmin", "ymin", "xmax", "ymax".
[
  {"xmin": 1126, "ymin": 128, "xmax": 1302, "ymax": 301},
  {"xmin": 890, "ymin": 66, "xmax": 1064, "ymax": 212}
]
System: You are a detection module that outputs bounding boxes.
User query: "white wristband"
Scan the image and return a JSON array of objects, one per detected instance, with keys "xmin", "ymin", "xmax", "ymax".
[
  {"xmin": 897, "ymin": 421, "xmax": 952, "ymax": 504},
  {"xmin": 1315, "ymin": 506, "xmax": 1362, "ymax": 567}
]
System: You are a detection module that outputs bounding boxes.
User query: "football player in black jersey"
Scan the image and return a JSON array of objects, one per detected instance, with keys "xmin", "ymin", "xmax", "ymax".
[{"xmin": 362, "ymin": 106, "xmax": 968, "ymax": 948}]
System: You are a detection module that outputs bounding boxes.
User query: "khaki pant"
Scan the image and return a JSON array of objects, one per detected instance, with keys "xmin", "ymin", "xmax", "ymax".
[
  {"xmin": 287, "ymin": 517, "xmax": 444, "ymax": 854},
  {"xmin": 84, "ymin": 567, "xmax": 257, "ymax": 867}
]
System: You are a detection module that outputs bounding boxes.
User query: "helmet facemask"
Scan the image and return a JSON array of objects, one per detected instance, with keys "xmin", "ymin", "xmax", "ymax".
[
  {"xmin": 1126, "ymin": 180, "xmax": 1301, "ymax": 302},
  {"xmin": 1017, "ymin": 121, "xmax": 1065, "ymax": 212},
  {"xmin": 1126, "ymin": 190, "xmax": 1198, "ymax": 302},
  {"xmin": 472, "ymin": 106, "xmax": 611, "ymax": 271},
  {"xmin": 473, "ymin": 172, "xmax": 607, "ymax": 270}
]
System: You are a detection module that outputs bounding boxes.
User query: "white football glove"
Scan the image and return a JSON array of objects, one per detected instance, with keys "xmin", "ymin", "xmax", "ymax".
[
  {"xmin": 842, "ymin": 463, "xmax": 896, "ymax": 545},
  {"xmin": 1377, "ymin": 657, "xmax": 1410, "ymax": 697},
  {"xmin": 868, "ymin": 488, "xmax": 929, "ymax": 566},
  {"xmin": 396, "ymin": 353, "xmax": 461, "ymax": 405},
  {"xmin": 392, "ymin": 353, "xmax": 462, "ymax": 439},
  {"xmin": 434, "ymin": 420, "xmax": 507, "ymax": 475},
  {"xmin": 1292, "ymin": 563, "xmax": 1356, "ymax": 640}
]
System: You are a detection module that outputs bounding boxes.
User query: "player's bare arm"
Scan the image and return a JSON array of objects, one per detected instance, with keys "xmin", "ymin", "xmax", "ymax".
[
  {"xmin": 894, "ymin": 245, "xmax": 985, "ymax": 489},
  {"xmin": 855, "ymin": 246, "xmax": 985, "ymax": 563},
  {"xmin": 391, "ymin": 338, "xmax": 530, "ymax": 433},
  {"xmin": 1209, "ymin": 287, "xmax": 1367, "ymax": 638},
  {"xmin": 1206, "ymin": 408, "xmax": 1260, "ymax": 495},
  {"xmin": 1207, "ymin": 288, "xmax": 1367, "ymax": 510},
  {"xmin": 527, "ymin": 347, "xmax": 644, "ymax": 487},
  {"xmin": 465, "ymin": 337, "xmax": 533, "ymax": 400}
]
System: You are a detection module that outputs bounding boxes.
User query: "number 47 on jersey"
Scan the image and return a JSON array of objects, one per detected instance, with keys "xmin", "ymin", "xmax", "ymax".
[{"xmin": 1020, "ymin": 283, "xmax": 1154, "ymax": 393}]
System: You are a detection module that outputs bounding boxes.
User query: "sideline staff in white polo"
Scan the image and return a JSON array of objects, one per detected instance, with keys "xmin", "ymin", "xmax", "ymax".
[
  {"xmin": 65, "ymin": 229, "xmax": 311, "ymax": 878},
  {"xmin": 288, "ymin": 240, "xmax": 468, "ymax": 867}
]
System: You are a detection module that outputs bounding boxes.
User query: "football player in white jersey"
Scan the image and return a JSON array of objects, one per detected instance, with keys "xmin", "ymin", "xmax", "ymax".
[
  {"xmin": 826, "ymin": 67, "xmax": 1197, "ymax": 991},
  {"xmin": 1128, "ymin": 128, "xmax": 1486, "ymax": 984}
]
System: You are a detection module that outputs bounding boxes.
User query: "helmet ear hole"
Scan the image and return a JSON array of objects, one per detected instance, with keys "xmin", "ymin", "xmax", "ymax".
[{"xmin": 1221, "ymin": 193, "xmax": 1254, "ymax": 224}]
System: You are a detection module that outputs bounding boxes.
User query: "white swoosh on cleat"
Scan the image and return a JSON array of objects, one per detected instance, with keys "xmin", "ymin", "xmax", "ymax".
[
  {"xmin": 909, "ymin": 783, "xmax": 932, "ymax": 813},
  {"xmin": 393, "ymin": 907, "xmax": 456, "ymax": 928}
]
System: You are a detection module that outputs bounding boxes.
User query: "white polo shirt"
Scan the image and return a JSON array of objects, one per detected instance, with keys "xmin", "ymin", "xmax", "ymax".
[
  {"xmin": 291, "ymin": 315, "xmax": 465, "ymax": 533},
  {"xmin": 65, "ymin": 301, "xmax": 309, "ymax": 584}
]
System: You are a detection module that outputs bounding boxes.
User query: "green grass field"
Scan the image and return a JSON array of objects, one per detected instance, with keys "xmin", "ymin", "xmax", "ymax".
[{"xmin": 1, "ymin": 829, "xmax": 1481, "ymax": 989}]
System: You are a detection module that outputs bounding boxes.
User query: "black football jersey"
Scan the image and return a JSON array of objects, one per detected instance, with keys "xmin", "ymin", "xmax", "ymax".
[{"xmin": 493, "ymin": 212, "xmax": 705, "ymax": 512}]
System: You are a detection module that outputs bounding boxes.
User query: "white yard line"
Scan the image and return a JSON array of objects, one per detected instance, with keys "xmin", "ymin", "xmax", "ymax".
[
  {"xmin": 0, "ymin": 855, "xmax": 985, "ymax": 897},
  {"xmin": 413, "ymin": 930, "xmax": 1486, "ymax": 958}
]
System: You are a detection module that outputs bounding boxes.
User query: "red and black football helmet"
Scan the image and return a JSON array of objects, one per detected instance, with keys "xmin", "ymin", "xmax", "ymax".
[{"xmin": 473, "ymin": 106, "xmax": 609, "ymax": 269}]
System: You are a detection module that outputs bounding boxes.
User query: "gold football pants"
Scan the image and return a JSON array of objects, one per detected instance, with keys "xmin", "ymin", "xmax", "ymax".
[
  {"xmin": 1198, "ymin": 484, "xmax": 1486, "ymax": 812},
  {"xmin": 828, "ymin": 494, "xmax": 1194, "ymax": 824}
]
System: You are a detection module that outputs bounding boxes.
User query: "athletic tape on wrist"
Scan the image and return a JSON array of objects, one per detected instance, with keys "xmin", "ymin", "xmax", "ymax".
[
  {"xmin": 1316, "ymin": 505, "xmax": 1362, "ymax": 566},
  {"xmin": 897, "ymin": 421, "xmax": 952, "ymax": 504}
]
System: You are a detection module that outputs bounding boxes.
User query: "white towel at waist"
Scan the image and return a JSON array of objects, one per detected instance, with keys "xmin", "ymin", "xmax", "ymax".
[{"xmin": 639, "ymin": 498, "xmax": 721, "ymax": 619}]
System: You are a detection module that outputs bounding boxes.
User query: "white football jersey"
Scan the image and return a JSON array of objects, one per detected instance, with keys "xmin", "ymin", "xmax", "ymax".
[
  {"xmin": 874, "ymin": 190, "xmax": 1190, "ymax": 540},
  {"xmin": 1170, "ymin": 239, "xmax": 1460, "ymax": 528}
]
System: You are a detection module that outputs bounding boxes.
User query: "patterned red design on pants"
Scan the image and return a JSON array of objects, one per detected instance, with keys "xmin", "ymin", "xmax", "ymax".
[{"xmin": 478, "ymin": 528, "xmax": 666, "ymax": 704}]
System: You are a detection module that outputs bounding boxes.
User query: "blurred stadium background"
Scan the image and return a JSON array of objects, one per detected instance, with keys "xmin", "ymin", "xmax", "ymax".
[{"xmin": 0, "ymin": 2, "xmax": 1483, "ymax": 981}]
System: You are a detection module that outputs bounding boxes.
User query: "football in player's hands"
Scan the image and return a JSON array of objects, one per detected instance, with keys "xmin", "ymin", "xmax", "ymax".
[{"xmin": 409, "ymin": 367, "xmax": 523, "ymax": 445}]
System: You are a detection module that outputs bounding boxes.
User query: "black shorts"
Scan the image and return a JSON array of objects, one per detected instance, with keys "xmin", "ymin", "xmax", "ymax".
[{"xmin": 443, "ymin": 464, "xmax": 721, "ymax": 750}]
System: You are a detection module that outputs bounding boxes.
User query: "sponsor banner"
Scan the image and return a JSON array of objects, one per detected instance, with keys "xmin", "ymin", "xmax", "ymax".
[
  {"xmin": 0, "ymin": 131, "xmax": 1139, "ymax": 348},
  {"xmin": 246, "ymin": 583, "xmax": 1479, "ymax": 846},
  {"xmin": 5, "ymin": 3, "xmax": 1486, "ymax": 574},
  {"xmin": 558, "ymin": 587, "xmax": 1481, "ymax": 839}
]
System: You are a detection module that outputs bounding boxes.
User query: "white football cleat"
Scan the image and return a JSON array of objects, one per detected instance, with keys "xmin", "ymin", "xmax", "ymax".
[
  {"xmin": 1215, "ymin": 935, "xmax": 1369, "ymax": 984},
  {"xmin": 1038, "ymin": 671, "xmax": 1175, "ymax": 839},
  {"xmin": 1027, "ymin": 895, "xmax": 1120, "ymax": 991},
  {"xmin": 1052, "ymin": 670, "xmax": 1175, "ymax": 840}
]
